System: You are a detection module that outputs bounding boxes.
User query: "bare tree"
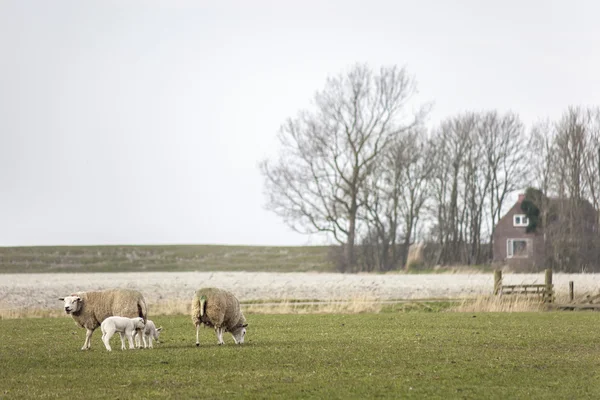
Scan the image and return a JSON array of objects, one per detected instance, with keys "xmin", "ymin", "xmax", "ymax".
[
  {"xmin": 260, "ymin": 64, "xmax": 427, "ymax": 270},
  {"xmin": 359, "ymin": 127, "xmax": 433, "ymax": 271},
  {"xmin": 359, "ymin": 159, "xmax": 401, "ymax": 271},
  {"xmin": 395, "ymin": 129, "xmax": 434, "ymax": 267},
  {"xmin": 553, "ymin": 107, "xmax": 589, "ymax": 200},
  {"xmin": 429, "ymin": 111, "xmax": 530, "ymax": 265},
  {"xmin": 429, "ymin": 113, "xmax": 476, "ymax": 264}
]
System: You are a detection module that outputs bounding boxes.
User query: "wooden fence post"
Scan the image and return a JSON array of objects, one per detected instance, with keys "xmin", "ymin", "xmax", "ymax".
[
  {"xmin": 494, "ymin": 270, "xmax": 502, "ymax": 295},
  {"xmin": 569, "ymin": 281, "xmax": 574, "ymax": 302},
  {"xmin": 544, "ymin": 269, "xmax": 553, "ymax": 303}
]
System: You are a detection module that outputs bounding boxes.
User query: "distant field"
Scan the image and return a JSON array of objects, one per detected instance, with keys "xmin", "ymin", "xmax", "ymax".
[
  {"xmin": 0, "ymin": 244, "xmax": 334, "ymax": 273},
  {"xmin": 1, "ymin": 313, "xmax": 599, "ymax": 399}
]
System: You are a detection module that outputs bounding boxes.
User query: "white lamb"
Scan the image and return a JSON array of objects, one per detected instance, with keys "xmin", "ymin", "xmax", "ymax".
[
  {"xmin": 133, "ymin": 319, "xmax": 162, "ymax": 349},
  {"xmin": 100, "ymin": 316, "xmax": 145, "ymax": 352}
]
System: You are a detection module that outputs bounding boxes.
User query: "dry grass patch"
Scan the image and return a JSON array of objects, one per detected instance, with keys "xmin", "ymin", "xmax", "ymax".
[
  {"xmin": 0, "ymin": 307, "xmax": 65, "ymax": 319},
  {"xmin": 452, "ymin": 294, "xmax": 552, "ymax": 312},
  {"xmin": 1, "ymin": 297, "xmax": 386, "ymax": 319},
  {"xmin": 244, "ymin": 296, "xmax": 384, "ymax": 314},
  {"xmin": 452, "ymin": 295, "xmax": 543, "ymax": 312},
  {"xmin": 148, "ymin": 297, "xmax": 385, "ymax": 316},
  {"xmin": 148, "ymin": 299, "xmax": 191, "ymax": 316},
  {"xmin": 151, "ymin": 296, "xmax": 386, "ymax": 316}
]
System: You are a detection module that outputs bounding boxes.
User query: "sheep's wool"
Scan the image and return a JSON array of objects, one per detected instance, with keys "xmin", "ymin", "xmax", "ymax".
[{"xmin": 192, "ymin": 288, "xmax": 246, "ymax": 333}]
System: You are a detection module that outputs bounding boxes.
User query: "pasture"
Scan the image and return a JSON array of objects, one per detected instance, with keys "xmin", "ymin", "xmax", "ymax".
[{"xmin": 1, "ymin": 312, "xmax": 599, "ymax": 399}]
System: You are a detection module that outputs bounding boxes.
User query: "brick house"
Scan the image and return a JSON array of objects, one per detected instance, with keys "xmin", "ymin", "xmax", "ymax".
[
  {"xmin": 492, "ymin": 194, "xmax": 545, "ymax": 270},
  {"xmin": 492, "ymin": 193, "xmax": 598, "ymax": 271}
]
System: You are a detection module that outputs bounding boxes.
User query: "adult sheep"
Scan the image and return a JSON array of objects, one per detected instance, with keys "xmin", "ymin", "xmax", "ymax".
[
  {"xmin": 191, "ymin": 288, "xmax": 247, "ymax": 346},
  {"xmin": 59, "ymin": 289, "xmax": 148, "ymax": 350}
]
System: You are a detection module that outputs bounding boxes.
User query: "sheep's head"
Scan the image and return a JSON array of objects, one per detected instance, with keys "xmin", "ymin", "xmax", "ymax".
[
  {"xmin": 230, "ymin": 323, "xmax": 248, "ymax": 344},
  {"xmin": 154, "ymin": 326, "xmax": 163, "ymax": 341},
  {"xmin": 132, "ymin": 317, "xmax": 145, "ymax": 330},
  {"xmin": 59, "ymin": 295, "xmax": 82, "ymax": 315}
]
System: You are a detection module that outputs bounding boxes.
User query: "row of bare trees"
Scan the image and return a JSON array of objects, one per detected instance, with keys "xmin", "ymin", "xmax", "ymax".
[
  {"xmin": 529, "ymin": 108, "xmax": 600, "ymax": 271},
  {"xmin": 261, "ymin": 64, "xmax": 600, "ymax": 272}
]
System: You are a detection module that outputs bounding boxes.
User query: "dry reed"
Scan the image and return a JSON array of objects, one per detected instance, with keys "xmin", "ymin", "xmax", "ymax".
[
  {"xmin": 1, "ymin": 296, "xmax": 384, "ymax": 319},
  {"xmin": 451, "ymin": 290, "xmax": 579, "ymax": 312},
  {"xmin": 1, "ymin": 290, "xmax": 591, "ymax": 319}
]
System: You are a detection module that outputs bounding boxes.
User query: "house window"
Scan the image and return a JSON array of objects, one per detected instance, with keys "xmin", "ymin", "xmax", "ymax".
[
  {"xmin": 507, "ymin": 239, "xmax": 531, "ymax": 258},
  {"xmin": 513, "ymin": 214, "xmax": 529, "ymax": 227}
]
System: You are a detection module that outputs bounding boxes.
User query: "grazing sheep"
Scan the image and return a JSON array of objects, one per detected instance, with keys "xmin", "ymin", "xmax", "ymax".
[
  {"xmin": 59, "ymin": 289, "xmax": 148, "ymax": 350},
  {"xmin": 191, "ymin": 288, "xmax": 247, "ymax": 346},
  {"xmin": 101, "ymin": 316, "xmax": 145, "ymax": 351},
  {"xmin": 134, "ymin": 319, "xmax": 162, "ymax": 349}
]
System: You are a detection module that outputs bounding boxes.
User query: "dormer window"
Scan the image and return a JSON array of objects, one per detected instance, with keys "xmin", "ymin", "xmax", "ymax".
[{"xmin": 513, "ymin": 214, "xmax": 529, "ymax": 227}]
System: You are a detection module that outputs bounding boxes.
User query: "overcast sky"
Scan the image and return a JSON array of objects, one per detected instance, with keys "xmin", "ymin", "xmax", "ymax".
[{"xmin": 1, "ymin": 0, "xmax": 599, "ymax": 247}]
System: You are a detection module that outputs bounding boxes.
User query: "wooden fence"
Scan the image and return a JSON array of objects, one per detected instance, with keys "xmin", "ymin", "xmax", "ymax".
[
  {"xmin": 493, "ymin": 269, "xmax": 555, "ymax": 303},
  {"xmin": 494, "ymin": 269, "xmax": 600, "ymax": 309}
]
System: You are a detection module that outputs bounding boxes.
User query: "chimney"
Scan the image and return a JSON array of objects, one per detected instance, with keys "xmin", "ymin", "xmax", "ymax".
[{"xmin": 517, "ymin": 193, "xmax": 525, "ymax": 203}]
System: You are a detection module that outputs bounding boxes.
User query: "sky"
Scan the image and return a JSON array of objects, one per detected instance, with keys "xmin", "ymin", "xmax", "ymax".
[{"xmin": 1, "ymin": 0, "xmax": 600, "ymax": 247}]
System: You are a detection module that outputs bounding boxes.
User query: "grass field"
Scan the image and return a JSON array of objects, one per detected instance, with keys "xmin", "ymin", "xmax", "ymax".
[
  {"xmin": 2, "ymin": 312, "xmax": 599, "ymax": 399},
  {"xmin": 0, "ymin": 245, "xmax": 334, "ymax": 273}
]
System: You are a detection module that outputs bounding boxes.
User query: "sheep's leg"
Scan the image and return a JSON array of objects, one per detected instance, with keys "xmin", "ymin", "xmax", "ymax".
[
  {"xmin": 126, "ymin": 332, "xmax": 135, "ymax": 350},
  {"xmin": 148, "ymin": 335, "xmax": 153, "ymax": 349},
  {"xmin": 216, "ymin": 326, "xmax": 225, "ymax": 345},
  {"xmin": 102, "ymin": 330, "xmax": 113, "ymax": 351},
  {"xmin": 103, "ymin": 337, "xmax": 112, "ymax": 351},
  {"xmin": 118, "ymin": 332, "xmax": 127, "ymax": 350},
  {"xmin": 143, "ymin": 334, "xmax": 148, "ymax": 349},
  {"xmin": 82, "ymin": 328, "xmax": 94, "ymax": 350},
  {"xmin": 195, "ymin": 323, "xmax": 201, "ymax": 347},
  {"xmin": 136, "ymin": 330, "xmax": 144, "ymax": 349}
]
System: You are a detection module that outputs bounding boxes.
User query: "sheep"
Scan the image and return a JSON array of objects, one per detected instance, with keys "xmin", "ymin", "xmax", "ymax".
[
  {"xmin": 59, "ymin": 289, "xmax": 148, "ymax": 350},
  {"xmin": 191, "ymin": 288, "xmax": 247, "ymax": 346},
  {"xmin": 133, "ymin": 319, "xmax": 162, "ymax": 349},
  {"xmin": 100, "ymin": 316, "xmax": 145, "ymax": 352}
]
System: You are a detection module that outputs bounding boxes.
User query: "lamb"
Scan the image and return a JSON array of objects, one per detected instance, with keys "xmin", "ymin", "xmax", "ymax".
[
  {"xmin": 191, "ymin": 288, "xmax": 248, "ymax": 346},
  {"xmin": 59, "ymin": 288, "xmax": 148, "ymax": 350},
  {"xmin": 100, "ymin": 316, "xmax": 145, "ymax": 351},
  {"xmin": 133, "ymin": 319, "xmax": 162, "ymax": 349}
]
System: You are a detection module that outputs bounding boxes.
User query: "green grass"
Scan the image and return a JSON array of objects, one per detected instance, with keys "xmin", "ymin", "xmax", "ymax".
[
  {"xmin": 0, "ymin": 244, "xmax": 334, "ymax": 273},
  {"xmin": 1, "ymin": 312, "xmax": 599, "ymax": 399}
]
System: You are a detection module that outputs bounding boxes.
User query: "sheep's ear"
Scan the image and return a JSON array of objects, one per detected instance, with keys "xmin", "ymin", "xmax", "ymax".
[
  {"xmin": 157, "ymin": 327, "xmax": 163, "ymax": 332},
  {"xmin": 242, "ymin": 323, "xmax": 248, "ymax": 328},
  {"xmin": 58, "ymin": 297, "xmax": 64, "ymax": 301}
]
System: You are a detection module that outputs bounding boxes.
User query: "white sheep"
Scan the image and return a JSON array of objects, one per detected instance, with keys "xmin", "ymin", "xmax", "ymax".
[
  {"xmin": 133, "ymin": 319, "xmax": 162, "ymax": 349},
  {"xmin": 101, "ymin": 316, "xmax": 145, "ymax": 351},
  {"xmin": 59, "ymin": 289, "xmax": 148, "ymax": 350},
  {"xmin": 191, "ymin": 287, "xmax": 247, "ymax": 346}
]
